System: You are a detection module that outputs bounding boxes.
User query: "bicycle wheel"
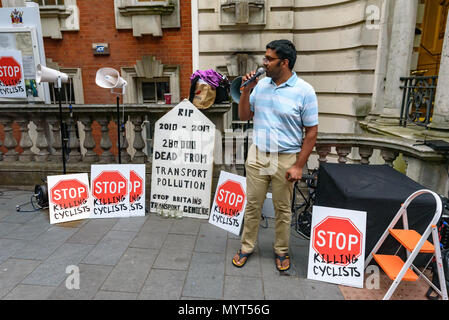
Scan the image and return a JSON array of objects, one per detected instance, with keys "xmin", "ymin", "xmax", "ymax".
[{"xmin": 296, "ymin": 205, "xmax": 312, "ymax": 240}]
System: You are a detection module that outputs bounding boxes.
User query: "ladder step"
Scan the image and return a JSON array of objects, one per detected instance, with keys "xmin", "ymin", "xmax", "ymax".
[
  {"xmin": 373, "ymin": 254, "xmax": 419, "ymax": 282},
  {"xmin": 389, "ymin": 229, "xmax": 435, "ymax": 253}
]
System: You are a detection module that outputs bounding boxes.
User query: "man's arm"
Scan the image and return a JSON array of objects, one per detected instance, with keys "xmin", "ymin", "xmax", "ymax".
[
  {"xmin": 285, "ymin": 125, "xmax": 318, "ymax": 182},
  {"xmin": 238, "ymin": 71, "xmax": 257, "ymax": 121}
]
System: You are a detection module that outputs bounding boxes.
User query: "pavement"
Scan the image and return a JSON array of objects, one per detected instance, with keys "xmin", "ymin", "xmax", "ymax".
[
  {"xmin": 0, "ymin": 187, "xmax": 432, "ymax": 301},
  {"xmin": 0, "ymin": 187, "xmax": 347, "ymax": 300}
]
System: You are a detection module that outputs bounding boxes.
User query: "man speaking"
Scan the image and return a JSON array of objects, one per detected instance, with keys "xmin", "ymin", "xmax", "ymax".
[{"xmin": 232, "ymin": 39, "xmax": 318, "ymax": 271}]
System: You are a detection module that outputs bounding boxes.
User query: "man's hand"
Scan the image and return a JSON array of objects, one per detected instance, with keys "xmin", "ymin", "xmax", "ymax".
[
  {"xmin": 241, "ymin": 70, "xmax": 259, "ymax": 92},
  {"xmin": 285, "ymin": 165, "xmax": 303, "ymax": 183}
]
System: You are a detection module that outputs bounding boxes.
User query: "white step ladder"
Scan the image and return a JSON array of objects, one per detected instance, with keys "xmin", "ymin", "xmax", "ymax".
[{"xmin": 364, "ymin": 189, "xmax": 448, "ymax": 300}]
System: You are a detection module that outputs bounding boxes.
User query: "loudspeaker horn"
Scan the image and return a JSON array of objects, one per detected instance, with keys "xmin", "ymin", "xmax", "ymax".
[
  {"xmin": 95, "ymin": 67, "xmax": 127, "ymax": 94},
  {"xmin": 36, "ymin": 64, "xmax": 69, "ymax": 84},
  {"xmin": 230, "ymin": 76, "xmax": 243, "ymax": 104}
]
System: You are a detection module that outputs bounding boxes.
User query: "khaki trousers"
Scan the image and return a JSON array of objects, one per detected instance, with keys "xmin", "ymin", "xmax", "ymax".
[{"xmin": 241, "ymin": 144, "xmax": 298, "ymax": 255}]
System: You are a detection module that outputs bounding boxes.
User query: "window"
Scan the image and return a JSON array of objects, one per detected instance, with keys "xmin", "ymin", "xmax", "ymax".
[
  {"xmin": 142, "ymin": 78, "xmax": 170, "ymax": 103},
  {"xmin": 30, "ymin": 0, "xmax": 65, "ymax": 5},
  {"xmin": 48, "ymin": 79, "xmax": 75, "ymax": 105}
]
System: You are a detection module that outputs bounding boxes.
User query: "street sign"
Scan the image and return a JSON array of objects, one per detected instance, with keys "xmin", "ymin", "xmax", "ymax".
[
  {"xmin": 209, "ymin": 171, "xmax": 247, "ymax": 235},
  {"xmin": 307, "ymin": 205, "xmax": 366, "ymax": 288},
  {"xmin": 47, "ymin": 173, "xmax": 92, "ymax": 224},
  {"xmin": 129, "ymin": 164, "xmax": 145, "ymax": 217},
  {"xmin": 91, "ymin": 164, "xmax": 129, "ymax": 218},
  {"xmin": 0, "ymin": 50, "xmax": 26, "ymax": 98}
]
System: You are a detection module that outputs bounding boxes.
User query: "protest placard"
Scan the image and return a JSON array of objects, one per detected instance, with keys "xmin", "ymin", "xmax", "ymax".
[
  {"xmin": 47, "ymin": 173, "xmax": 92, "ymax": 224},
  {"xmin": 150, "ymin": 99, "xmax": 215, "ymax": 219},
  {"xmin": 307, "ymin": 205, "xmax": 367, "ymax": 288},
  {"xmin": 209, "ymin": 171, "xmax": 246, "ymax": 236}
]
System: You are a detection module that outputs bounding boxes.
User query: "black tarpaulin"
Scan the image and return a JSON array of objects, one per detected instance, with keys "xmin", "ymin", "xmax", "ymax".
[{"xmin": 315, "ymin": 163, "xmax": 438, "ymax": 261}]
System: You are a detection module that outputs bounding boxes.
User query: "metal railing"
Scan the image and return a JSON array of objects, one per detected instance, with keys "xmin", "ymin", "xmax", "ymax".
[{"xmin": 399, "ymin": 75, "xmax": 438, "ymax": 128}]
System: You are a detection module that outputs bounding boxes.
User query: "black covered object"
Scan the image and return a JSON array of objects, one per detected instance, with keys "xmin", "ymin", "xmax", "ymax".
[{"xmin": 315, "ymin": 163, "xmax": 438, "ymax": 261}]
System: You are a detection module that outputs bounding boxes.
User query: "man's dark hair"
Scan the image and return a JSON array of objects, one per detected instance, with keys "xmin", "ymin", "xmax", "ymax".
[{"xmin": 266, "ymin": 39, "xmax": 297, "ymax": 70}]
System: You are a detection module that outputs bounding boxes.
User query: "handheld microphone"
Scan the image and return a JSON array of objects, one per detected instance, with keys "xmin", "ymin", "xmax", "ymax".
[{"xmin": 240, "ymin": 67, "xmax": 265, "ymax": 89}]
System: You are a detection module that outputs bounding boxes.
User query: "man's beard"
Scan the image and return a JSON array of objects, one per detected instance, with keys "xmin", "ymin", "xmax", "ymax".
[{"xmin": 266, "ymin": 61, "xmax": 282, "ymax": 80}]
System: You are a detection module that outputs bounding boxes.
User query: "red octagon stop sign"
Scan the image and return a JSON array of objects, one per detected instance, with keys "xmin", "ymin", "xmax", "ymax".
[
  {"xmin": 0, "ymin": 56, "xmax": 22, "ymax": 86},
  {"xmin": 215, "ymin": 180, "xmax": 245, "ymax": 217},
  {"xmin": 129, "ymin": 170, "xmax": 143, "ymax": 203},
  {"xmin": 312, "ymin": 216, "xmax": 363, "ymax": 266},
  {"xmin": 92, "ymin": 171, "xmax": 128, "ymax": 205},
  {"xmin": 50, "ymin": 179, "xmax": 88, "ymax": 208}
]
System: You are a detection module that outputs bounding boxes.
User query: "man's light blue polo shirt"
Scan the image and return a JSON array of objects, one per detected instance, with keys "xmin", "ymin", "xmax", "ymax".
[{"xmin": 249, "ymin": 72, "xmax": 319, "ymax": 153}]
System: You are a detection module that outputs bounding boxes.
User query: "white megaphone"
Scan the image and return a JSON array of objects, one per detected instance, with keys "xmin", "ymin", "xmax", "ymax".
[
  {"xmin": 95, "ymin": 67, "xmax": 127, "ymax": 94},
  {"xmin": 36, "ymin": 64, "xmax": 69, "ymax": 87}
]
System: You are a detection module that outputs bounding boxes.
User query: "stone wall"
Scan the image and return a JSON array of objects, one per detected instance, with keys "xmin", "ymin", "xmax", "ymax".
[{"xmin": 196, "ymin": 0, "xmax": 382, "ymax": 134}]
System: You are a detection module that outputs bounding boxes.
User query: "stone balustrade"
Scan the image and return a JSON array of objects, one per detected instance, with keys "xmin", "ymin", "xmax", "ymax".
[
  {"xmin": 0, "ymin": 105, "xmax": 447, "ymax": 196},
  {"xmin": 0, "ymin": 103, "xmax": 230, "ymax": 187}
]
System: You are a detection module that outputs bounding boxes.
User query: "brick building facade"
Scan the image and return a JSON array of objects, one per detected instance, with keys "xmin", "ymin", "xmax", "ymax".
[{"xmin": 0, "ymin": 0, "xmax": 193, "ymax": 156}]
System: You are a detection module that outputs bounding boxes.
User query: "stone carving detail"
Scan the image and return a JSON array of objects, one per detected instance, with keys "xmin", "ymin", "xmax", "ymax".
[
  {"xmin": 220, "ymin": 0, "xmax": 266, "ymax": 26},
  {"xmin": 115, "ymin": 0, "xmax": 180, "ymax": 37}
]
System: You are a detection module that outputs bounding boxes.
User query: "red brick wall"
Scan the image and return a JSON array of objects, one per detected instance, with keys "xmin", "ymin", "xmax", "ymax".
[
  {"xmin": 43, "ymin": 0, "xmax": 192, "ymax": 103},
  {"xmin": 0, "ymin": 0, "xmax": 192, "ymax": 156}
]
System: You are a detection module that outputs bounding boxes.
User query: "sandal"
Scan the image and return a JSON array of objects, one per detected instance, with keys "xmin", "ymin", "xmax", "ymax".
[
  {"xmin": 232, "ymin": 250, "xmax": 252, "ymax": 268},
  {"xmin": 275, "ymin": 253, "xmax": 290, "ymax": 271}
]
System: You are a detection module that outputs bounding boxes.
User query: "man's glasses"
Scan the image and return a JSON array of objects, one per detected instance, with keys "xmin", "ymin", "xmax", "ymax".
[{"xmin": 263, "ymin": 56, "xmax": 281, "ymax": 63}]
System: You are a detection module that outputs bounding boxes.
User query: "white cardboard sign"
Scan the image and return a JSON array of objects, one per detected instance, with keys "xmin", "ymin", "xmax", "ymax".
[
  {"xmin": 91, "ymin": 164, "xmax": 130, "ymax": 219},
  {"xmin": 0, "ymin": 50, "xmax": 26, "ymax": 98},
  {"xmin": 47, "ymin": 173, "xmax": 92, "ymax": 224},
  {"xmin": 307, "ymin": 205, "xmax": 367, "ymax": 288},
  {"xmin": 150, "ymin": 99, "xmax": 215, "ymax": 219},
  {"xmin": 128, "ymin": 164, "xmax": 146, "ymax": 217},
  {"xmin": 209, "ymin": 171, "xmax": 247, "ymax": 236}
]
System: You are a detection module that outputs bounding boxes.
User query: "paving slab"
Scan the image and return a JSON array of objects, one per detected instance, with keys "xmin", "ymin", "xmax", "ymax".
[
  {"xmin": 182, "ymin": 252, "xmax": 225, "ymax": 299},
  {"xmin": 48, "ymin": 264, "xmax": 113, "ymax": 300},
  {"xmin": 223, "ymin": 275, "xmax": 265, "ymax": 300},
  {"xmin": 138, "ymin": 269, "xmax": 187, "ymax": 300},
  {"xmin": 67, "ymin": 218, "xmax": 118, "ymax": 245},
  {"xmin": 82, "ymin": 230, "xmax": 137, "ymax": 266},
  {"xmin": 3, "ymin": 284, "xmax": 56, "ymax": 300},
  {"xmin": 101, "ymin": 247, "xmax": 158, "ymax": 293},
  {"xmin": 12, "ymin": 226, "xmax": 78, "ymax": 260},
  {"xmin": 22, "ymin": 243, "xmax": 94, "ymax": 286},
  {"xmin": 0, "ymin": 258, "xmax": 42, "ymax": 298}
]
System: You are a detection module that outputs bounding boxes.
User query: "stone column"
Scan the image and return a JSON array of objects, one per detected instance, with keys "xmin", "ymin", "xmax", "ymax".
[
  {"xmin": 430, "ymin": 12, "xmax": 449, "ymax": 130},
  {"xmin": 380, "ymin": 0, "xmax": 418, "ymax": 120}
]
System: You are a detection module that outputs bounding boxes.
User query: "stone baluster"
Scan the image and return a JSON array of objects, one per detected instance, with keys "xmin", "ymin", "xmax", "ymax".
[
  {"xmin": 381, "ymin": 149, "xmax": 399, "ymax": 167},
  {"xmin": 316, "ymin": 145, "xmax": 331, "ymax": 164},
  {"xmin": 80, "ymin": 115, "xmax": 98, "ymax": 163},
  {"xmin": 0, "ymin": 117, "xmax": 18, "ymax": 162},
  {"xmin": 224, "ymin": 129, "xmax": 234, "ymax": 172},
  {"xmin": 336, "ymin": 145, "xmax": 351, "ymax": 164},
  {"xmin": 130, "ymin": 115, "xmax": 147, "ymax": 163},
  {"xmin": 16, "ymin": 116, "xmax": 34, "ymax": 162},
  {"xmin": 98, "ymin": 117, "xmax": 114, "ymax": 163},
  {"xmin": 67, "ymin": 119, "xmax": 82, "ymax": 163},
  {"xmin": 48, "ymin": 116, "xmax": 63, "ymax": 162},
  {"xmin": 34, "ymin": 118, "xmax": 50, "ymax": 162},
  {"xmin": 119, "ymin": 120, "xmax": 131, "ymax": 163},
  {"xmin": 358, "ymin": 146, "xmax": 374, "ymax": 165}
]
